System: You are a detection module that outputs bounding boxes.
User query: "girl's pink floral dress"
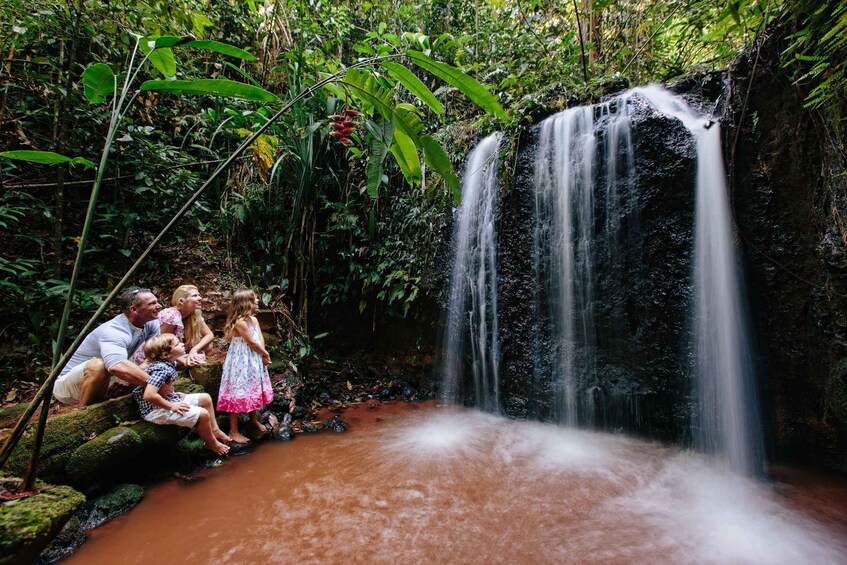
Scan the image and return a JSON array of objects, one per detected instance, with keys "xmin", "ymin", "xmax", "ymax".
[{"xmin": 217, "ymin": 320, "xmax": 273, "ymax": 413}]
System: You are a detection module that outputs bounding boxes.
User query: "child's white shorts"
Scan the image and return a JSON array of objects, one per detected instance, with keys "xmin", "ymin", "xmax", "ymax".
[{"xmin": 143, "ymin": 393, "xmax": 205, "ymax": 427}]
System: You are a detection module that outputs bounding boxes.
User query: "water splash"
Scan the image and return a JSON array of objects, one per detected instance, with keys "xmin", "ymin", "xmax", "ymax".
[{"xmin": 440, "ymin": 133, "xmax": 502, "ymax": 412}]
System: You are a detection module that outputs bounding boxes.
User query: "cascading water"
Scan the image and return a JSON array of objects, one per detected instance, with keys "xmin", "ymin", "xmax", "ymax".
[
  {"xmin": 439, "ymin": 133, "xmax": 502, "ymax": 412},
  {"xmin": 533, "ymin": 97, "xmax": 639, "ymax": 426},
  {"xmin": 621, "ymin": 86, "xmax": 765, "ymax": 476},
  {"xmin": 442, "ymin": 86, "xmax": 763, "ymax": 475},
  {"xmin": 533, "ymin": 84, "xmax": 763, "ymax": 473}
]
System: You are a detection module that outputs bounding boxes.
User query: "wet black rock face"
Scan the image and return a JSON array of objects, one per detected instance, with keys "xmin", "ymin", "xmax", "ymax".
[
  {"xmin": 495, "ymin": 98, "xmax": 698, "ymax": 440},
  {"xmin": 727, "ymin": 28, "xmax": 847, "ymax": 471}
]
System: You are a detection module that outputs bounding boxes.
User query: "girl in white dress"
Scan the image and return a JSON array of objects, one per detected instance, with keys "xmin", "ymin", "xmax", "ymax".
[{"xmin": 217, "ymin": 289, "xmax": 273, "ymax": 444}]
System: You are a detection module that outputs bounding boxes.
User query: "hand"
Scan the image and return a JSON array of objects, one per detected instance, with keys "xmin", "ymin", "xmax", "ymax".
[
  {"xmin": 262, "ymin": 353, "xmax": 271, "ymax": 366},
  {"xmin": 185, "ymin": 352, "xmax": 207, "ymax": 367},
  {"xmin": 171, "ymin": 402, "xmax": 190, "ymax": 414}
]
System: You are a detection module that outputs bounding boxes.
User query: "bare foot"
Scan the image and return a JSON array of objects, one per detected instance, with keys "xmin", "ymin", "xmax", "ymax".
[
  {"xmin": 214, "ymin": 429, "xmax": 233, "ymax": 443},
  {"xmin": 250, "ymin": 419, "xmax": 267, "ymax": 434},
  {"xmin": 229, "ymin": 432, "xmax": 250, "ymax": 444},
  {"xmin": 205, "ymin": 441, "xmax": 230, "ymax": 456}
]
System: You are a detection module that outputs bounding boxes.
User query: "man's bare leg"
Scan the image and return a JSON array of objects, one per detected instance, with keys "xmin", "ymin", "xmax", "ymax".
[{"xmin": 78, "ymin": 358, "xmax": 110, "ymax": 407}]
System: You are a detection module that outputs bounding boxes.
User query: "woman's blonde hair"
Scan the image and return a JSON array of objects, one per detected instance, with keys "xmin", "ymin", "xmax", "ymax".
[
  {"xmin": 145, "ymin": 333, "xmax": 178, "ymax": 362},
  {"xmin": 224, "ymin": 289, "xmax": 257, "ymax": 340},
  {"xmin": 172, "ymin": 284, "xmax": 202, "ymax": 348}
]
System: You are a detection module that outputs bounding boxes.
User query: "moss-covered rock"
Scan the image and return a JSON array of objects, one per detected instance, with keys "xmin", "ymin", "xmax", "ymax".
[
  {"xmin": 189, "ymin": 361, "xmax": 223, "ymax": 401},
  {"xmin": 0, "ymin": 403, "xmax": 27, "ymax": 430},
  {"xmin": 4, "ymin": 396, "xmax": 139, "ymax": 483},
  {"xmin": 0, "ymin": 482, "xmax": 85, "ymax": 564},
  {"xmin": 78, "ymin": 483, "xmax": 143, "ymax": 530},
  {"xmin": 64, "ymin": 427, "xmax": 142, "ymax": 486},
  {"xmin": 36, "ymin": 514, "xmax": 85, "ymax": 564},
  {"xmin": 173, "ymin": 377, "xmax": 204, "ymax": 395},
  {"xmin": 128, "ymin": 420, "xmax": 189, "ymax": 448}
]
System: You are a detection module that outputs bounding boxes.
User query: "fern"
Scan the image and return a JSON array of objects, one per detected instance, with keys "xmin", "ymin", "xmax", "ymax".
[{"xmin": 783, "ymin": 0, "xmax": 847, "ymax": 109}]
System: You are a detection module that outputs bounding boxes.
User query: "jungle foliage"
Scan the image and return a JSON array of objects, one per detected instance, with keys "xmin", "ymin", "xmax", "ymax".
[{"xmin": 0, "ymin": 0, "xmax": 842, "ymax": 381}]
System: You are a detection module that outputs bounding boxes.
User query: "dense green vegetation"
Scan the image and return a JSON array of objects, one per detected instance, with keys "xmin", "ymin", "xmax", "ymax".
[{"xmin": 0, "ymin": 0, "xmax": 842, "ymax": 383}]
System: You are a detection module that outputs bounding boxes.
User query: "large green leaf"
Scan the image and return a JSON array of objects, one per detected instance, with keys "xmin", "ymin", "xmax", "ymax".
[
  {"xmin": 390, "ymin": 127, "xmax": 421, "ymax": 184},
  {"xmin": 365, "ymin": 118, "xmax": 395, "ymax": 198},
  {"xmin": 151, "ymin": 36, "xmax": 192, "ymax": 49},
  {"xmin": 0, "ymin": 151, "xmax": 95, "ymax": 169},
  {"xmin": 148, "ymin": 47, "xmax": 177, "ymax": 77},
  {"xmin": 182, "ymin": 40, "xmax": 256, "ymax": 61},
  {"xmin": 407, "ymin": 51, "xmax": 507, "ymax": 120},
  {"xmin": 381, "ymin": 61, "xmax": 444, "ymax": 116},
  {"xmin": 420, "ymin": 135, "xmax": 461, "ymax": 202},
  {"xmin": 81, "ymin": 63, "xmax": 116, "ymax": 104},
  {"xmin": 140, "ymin": 79, "xmax": 278, "ymax": 103},
  {"xmin": 140, "ymin": 37, "xmax": 177, "ymax": 77},
  {"xmin": 342, "ymin": 69, "xmax": 394, "ymax": 120}
]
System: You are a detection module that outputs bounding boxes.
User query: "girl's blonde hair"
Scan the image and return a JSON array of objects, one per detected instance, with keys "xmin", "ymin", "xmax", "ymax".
[
  {"xmin": 224, "ymin": 289, "xmax": 257, "ymax": 341},
  {"xmin": 145, "ymin": 333, "xmax": 178, "ymax": 361},
  {"xmin": 172, "ymin": 285, "xmax": 202, "ymax": 348}
]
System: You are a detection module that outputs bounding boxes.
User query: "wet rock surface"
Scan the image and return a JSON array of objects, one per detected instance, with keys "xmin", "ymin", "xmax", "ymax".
[
  {"xmin": 494, "ymin": 96, "xmax": 699, "ymax": 439},
  {"xmin": 37, "ymin": 483, "xmax": 144, "ymax": 564},
  {"xmin": 728, "ymin": 27, "xmax": 847, "ymax": 471},
  {"xmin": 0, "ymin": 480, "xmax": 85, "ymax": 565}
]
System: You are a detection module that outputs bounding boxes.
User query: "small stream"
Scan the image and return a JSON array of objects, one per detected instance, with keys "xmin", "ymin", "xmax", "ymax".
[{"xmin": 64, "ymin": 403, "xmax": 847, "ymax": 564}]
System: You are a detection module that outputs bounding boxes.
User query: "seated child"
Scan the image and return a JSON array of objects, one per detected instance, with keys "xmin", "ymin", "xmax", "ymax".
[{"xmin": 134, "ymin": 333, "xmax": 231, "ymax": 456}]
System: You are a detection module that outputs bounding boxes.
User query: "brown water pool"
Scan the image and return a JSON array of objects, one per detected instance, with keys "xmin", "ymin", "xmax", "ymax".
[{"xmin": 65, "ymin": 402, "xmax": 847, "ymax": 564}]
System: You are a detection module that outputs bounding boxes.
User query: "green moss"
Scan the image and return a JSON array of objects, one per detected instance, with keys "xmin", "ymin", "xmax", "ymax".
[
  {"xmin": 64, "ymin": 427, "xmax": 143, "ymax": 486},
  {"xmin": 0, "ymin": 403, "xmax": 27, "ymax": 430},
  {"xmin": 173, "ymin": 377, "xmax": 204, "ymax": 395},
  {"xmin": 4, "ymin": 396, "xmax": 139, "ymax": 483},
  {"xmin": 0, "ymin": 483, "xmax": 85, "ymax": 564},
  {"xmin": 189, "ymin": 361, "xmax": 223, "ymax": 401},
  {"xmin": 79, "ymin": 483, "xmax": 143, "ymax": 530},
  {"xmin": 128, "ymin": 420, "xmax": 189, "ymax": 448}
]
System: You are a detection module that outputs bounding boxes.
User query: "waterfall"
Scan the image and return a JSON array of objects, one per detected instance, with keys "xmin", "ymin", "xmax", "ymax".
[
  {"xmin": 441, "ymin": 86, "xmax": 763, "ymax": 475},
  {"xmin": 533, "ymin": 97, "xmax": 639, "ymax": 426},
  {"xmin": 533, "ymin": 84, "xmax": 763, "ymax": 474},
  {"xmin": 440, "ymin": 133, "xmax": 502, "ymax": 412}
]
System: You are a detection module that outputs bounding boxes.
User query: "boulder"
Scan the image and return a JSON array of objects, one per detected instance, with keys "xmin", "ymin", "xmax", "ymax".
[
  {"xmin": 64, "ymin": 427, "xmax": 142, "ymax": 486},
  {"xmin": 189, "ymin": 361, "xmax": 223, "ymax": 402},
  {"xmin": 77, "ymin": 483, "xmax": 144, "ymax": 530},
  {"xmin": 37, "ymin": 483, "xmax": 144, "ymax": 563},
  {"xmin": 4, "ymin": 396, "xmax": 138, "ymax": 483},
  {"xmin": 0, "ymin": 481, "xmax": 85, "ymax": 565},
  {"xmin": 173, "ymin": 377, "xmax": 204, "ymax": 395},
  {"xmin": 128, "ymin": 421, "xmax": 189, "ymax": 448}
]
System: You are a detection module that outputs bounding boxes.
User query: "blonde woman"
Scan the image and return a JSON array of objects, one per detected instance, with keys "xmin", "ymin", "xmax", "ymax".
[{"xmin": 158, "ymin": 285, "xmax": 214, "ymax": 367}]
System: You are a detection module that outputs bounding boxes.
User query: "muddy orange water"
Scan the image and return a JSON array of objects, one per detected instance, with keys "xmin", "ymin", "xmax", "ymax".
[{"xmin": 66, "ymin": 402, "xmax": 847, "ymax": 564}]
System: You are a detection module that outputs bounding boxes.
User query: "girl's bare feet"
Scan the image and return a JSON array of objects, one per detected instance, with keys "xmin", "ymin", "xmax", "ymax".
[
  {"xmin": 213, "ymin": 429, "xmax": 233, "ymax": 443},
  {"xmin": 205, "ymin": 441, "xmax": 230, "ymax": 456},
  {"xmin": 250, "ymin": 418, "xmax": 267, "ymax": 434},
  {"xmin": 229, "ymin": 432, "xmax": 250, "ymax": 444}
]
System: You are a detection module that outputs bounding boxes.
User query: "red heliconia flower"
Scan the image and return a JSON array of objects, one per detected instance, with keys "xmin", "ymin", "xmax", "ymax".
[
  {"xmin": 329, "ymin": 114, "xmax": 345, "ymax": 120},
  {"xmin": 332, "ymin": 123, "xmax": 346, "ymax": 130},
  {"xmin": 344, "ymin": 109, "xmax": 361, "ymax": 116},
  {"xmin": 340, "ymin": 127, "xmax": 353, "ymax": 135},
  {"xmin": 330, "ymin": 131, "xmax": 344, "ymax": 138},
  {"xmin": 340, "ymin": 137, "xmax": 354, "ymax": 146},
  {"xmin": 342, "ymin": 120, "xmax": 354, "ymax": 128}
]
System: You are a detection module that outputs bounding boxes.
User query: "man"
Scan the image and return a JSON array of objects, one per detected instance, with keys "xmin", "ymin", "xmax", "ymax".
[{"xmin": 53, "ymin": 287, "xmax": 162, "ymax": 407}]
